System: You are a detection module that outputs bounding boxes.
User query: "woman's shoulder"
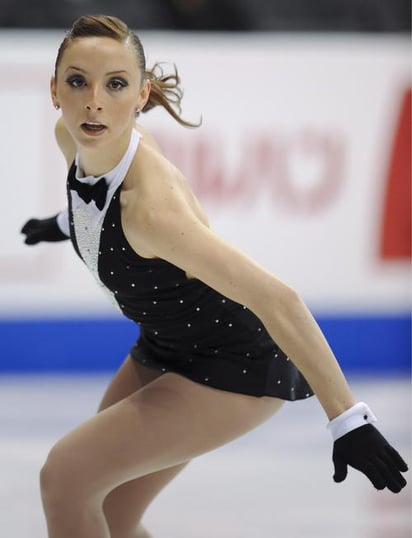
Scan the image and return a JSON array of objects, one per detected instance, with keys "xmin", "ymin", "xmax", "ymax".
[
  {"xmin": 127, "ymin": 127, "xmax": 185, "ymax": 200},
  {"xmin": 124, "ymin": 129, "xmax": 209, "ymax": 231},
  {"xmin": 120, "ymin": 132, "xmax": 199, "ymax": 259},
  {"xmin": 54, "ymin": 117, "xmax": 76, "ymax": 167},
  {"xmin": 134, "ymin": 122, "xmax": 162, "ymax": 152}
]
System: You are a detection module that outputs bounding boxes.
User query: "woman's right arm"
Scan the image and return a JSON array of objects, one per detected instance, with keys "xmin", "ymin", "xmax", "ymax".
[
  {"xmin": 20, "ymin": 118, "xmax": 73, "ymax": 245},
  {"xmin": 54, "ymin": 116, "xmax": 76, "ymax": 167}
]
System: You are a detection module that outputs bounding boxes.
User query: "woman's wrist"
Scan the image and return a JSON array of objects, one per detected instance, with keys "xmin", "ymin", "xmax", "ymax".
[{"xmin": 327, "ymin": 402, "xmax": 377, "ymax": 441}]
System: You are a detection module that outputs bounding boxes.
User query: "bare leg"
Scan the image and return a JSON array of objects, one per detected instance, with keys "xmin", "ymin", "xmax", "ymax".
[
  {"xmin": 40, "ymin": 362, "xmax": 283, "ymax": 538},
  {"xmin": 99, "ymin": 357, "xmax": 189, "ymax": 538}
]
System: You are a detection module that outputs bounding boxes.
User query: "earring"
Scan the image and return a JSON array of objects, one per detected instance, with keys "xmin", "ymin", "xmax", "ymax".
[{"xmin": 54, "ymin": 104, "xmax": 60, "ymax": 110}]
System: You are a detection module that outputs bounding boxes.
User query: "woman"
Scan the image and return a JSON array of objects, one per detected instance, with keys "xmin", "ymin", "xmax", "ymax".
[{"xmin": 21, "ymin": 14, "xmax": 407, "ymax": 538}]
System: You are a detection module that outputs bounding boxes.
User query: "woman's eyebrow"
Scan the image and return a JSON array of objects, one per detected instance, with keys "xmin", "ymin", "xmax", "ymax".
[
  {"xmin": 64, "ymin": 66, "xmax": 86, "ymax": 74},
  {"xmin": 64, "ymin": 66, "xmax": 129, "ymax": 75}
]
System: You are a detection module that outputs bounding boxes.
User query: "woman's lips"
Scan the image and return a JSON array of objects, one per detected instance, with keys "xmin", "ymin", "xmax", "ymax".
[{"xmin": 81, "ymin": 122, "xmax": 107, "ymax": 135}]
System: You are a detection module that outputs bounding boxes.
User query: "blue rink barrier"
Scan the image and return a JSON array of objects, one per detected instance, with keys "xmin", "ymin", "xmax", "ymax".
[{"xmin": 0, "ymin": 314, "xmax": 410, "ymax": 374}]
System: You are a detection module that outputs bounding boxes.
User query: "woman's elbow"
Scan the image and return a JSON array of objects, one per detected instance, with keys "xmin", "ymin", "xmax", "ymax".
[{"xmin": 252, "ymin": 280, "xmax": 302, "ymax": 322}]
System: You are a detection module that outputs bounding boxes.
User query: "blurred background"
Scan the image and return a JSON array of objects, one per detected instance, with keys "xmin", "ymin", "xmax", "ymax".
[
  {"xmin": 1, "ymin": 0, "xmax": 411, "ymax": 31},
  {"xmin": 0, "ymin": 2, "xmax": 410, "ymax": 537}
]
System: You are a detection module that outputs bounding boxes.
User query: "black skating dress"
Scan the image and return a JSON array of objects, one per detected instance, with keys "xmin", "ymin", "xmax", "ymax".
[{"xmin": 66, "ymin": 129, "xmax": 313, "ymax": 400}]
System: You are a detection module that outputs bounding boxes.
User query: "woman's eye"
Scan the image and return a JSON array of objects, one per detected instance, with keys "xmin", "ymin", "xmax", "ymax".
[
  {"xmin": 66, "ymin": 76, "xmax": 86, "ymax": 88},
  {"xmin": 108, "ymin": 78, "xmax": 128, "ymax": 90}
]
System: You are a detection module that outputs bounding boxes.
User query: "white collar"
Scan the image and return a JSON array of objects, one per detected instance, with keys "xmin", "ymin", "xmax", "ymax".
[{"xmin": 74, "ymin": 128, "xmax": 141, "ymax": 186}]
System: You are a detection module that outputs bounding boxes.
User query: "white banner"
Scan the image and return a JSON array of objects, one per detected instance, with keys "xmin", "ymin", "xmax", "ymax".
[{"xmin": 0, "ymin": 32, "xmax": 410, "ymax": 315}]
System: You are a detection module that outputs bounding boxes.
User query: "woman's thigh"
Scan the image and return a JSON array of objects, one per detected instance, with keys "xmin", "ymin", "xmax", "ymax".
[
  {"xmin": 99, "ymin": 356, "xmax": 189, "ymax": 531},
  {"xmin": 44, "ymin": 370, "xmax": 283, "ymax": 502},
  {"xmin": 98, "ymin": 354, "xmax": 166, "ymax": 412}
]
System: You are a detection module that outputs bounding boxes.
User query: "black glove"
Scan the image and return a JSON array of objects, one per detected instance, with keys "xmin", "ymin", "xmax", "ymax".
[
  {"xmin": 333, "ymin": 424, "xmax": 408, "ymax": 493},
  {"xmin": 21, "ymin": 215, "xmax": 69, "ymax": 245}
]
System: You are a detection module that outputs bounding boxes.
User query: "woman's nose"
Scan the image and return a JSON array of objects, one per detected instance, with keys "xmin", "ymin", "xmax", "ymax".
[
  {"xmin": 85, "ymin": 86, "xmax": 103, "ymax": 111},
  {"xmin": 85, "ymin": 104, "xmax": 102, "ymax": 111}
]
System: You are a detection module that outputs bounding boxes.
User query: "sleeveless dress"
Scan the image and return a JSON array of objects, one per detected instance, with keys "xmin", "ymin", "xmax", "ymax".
[{"xmin": 67, "ymin": 129, "xmax": 313, "ymax": 400}]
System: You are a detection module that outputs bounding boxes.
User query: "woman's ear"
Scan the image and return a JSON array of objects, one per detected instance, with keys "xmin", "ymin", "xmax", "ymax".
[
  {"xmin": 137, "ymin": 79, "xmax": 151, "ymax": 112},
  {"xmin": 50, "ymin": 76, "xmax": 59, "ymax": 109}
]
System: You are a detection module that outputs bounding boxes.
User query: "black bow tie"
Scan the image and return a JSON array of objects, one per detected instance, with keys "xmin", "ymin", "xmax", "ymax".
[{"xmin": 70, "ymin": 175, "xmax": 108, "ymax": 210}]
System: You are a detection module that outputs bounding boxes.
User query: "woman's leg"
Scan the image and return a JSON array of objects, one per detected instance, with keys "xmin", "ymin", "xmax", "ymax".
[
  {"xmin": 98, "ymin": 356, "xmax": 189, "ymax": 538},
  {"xmin": 103, "ymin": 464, "xmax": 187, "ymax": 538},
  {"xmin": 40, "ymin": 365, "xmax": 283, "ymax": 538}
]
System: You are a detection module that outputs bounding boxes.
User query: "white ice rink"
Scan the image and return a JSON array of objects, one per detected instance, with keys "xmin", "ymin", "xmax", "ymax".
[{"xmin": 0, "ymin": 375, "xmax": 410, "ymax": 538}]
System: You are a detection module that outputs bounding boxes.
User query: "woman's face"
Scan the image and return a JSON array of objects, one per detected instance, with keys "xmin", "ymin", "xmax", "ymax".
[{"xmin": 51, "ymin": 36, "xmax": 150, "ymax": 148}]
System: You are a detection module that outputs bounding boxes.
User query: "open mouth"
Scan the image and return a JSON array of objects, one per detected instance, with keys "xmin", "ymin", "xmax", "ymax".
[{"xmin": 81, "ymin": 122, "xmax": 107, "ymax": 135}]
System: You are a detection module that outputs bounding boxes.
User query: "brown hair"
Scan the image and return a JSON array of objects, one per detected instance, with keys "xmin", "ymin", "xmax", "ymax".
[{"xmin": 54, "ymin": 14, "xmax": 199, "ymax": 128}]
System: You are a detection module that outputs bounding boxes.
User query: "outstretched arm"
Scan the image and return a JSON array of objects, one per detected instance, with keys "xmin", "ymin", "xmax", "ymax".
[
  {"xmin": 134, "ymin": 179, "xmax": 354, "ymax": 419},
  {"xmin": 21, "ymin": 117, "xmax": 74, "ymax": 246},
  {"xmin": 21, "ymin": 209, "xmax": 69, "ymax": 244},
  {"xmin": 129, "ymin": 163, "xmax": 408, "ymax": 493}
]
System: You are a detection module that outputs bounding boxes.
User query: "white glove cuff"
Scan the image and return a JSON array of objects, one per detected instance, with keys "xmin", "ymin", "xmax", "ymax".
[
  {"xmin": 327, "ymin": 402, "xmax": 377, "ymax": 441},
  {"xmin": 56, "ymin": 208, "xmax": 70, "ymax": 237}
]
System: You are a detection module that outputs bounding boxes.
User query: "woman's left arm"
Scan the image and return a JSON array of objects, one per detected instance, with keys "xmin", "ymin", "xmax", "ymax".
[
  {"xmin": 134, "ymin": 180, "xmax": 408, "ymax": 492},
  {"xmin": 137, "ymin": 190, "xmax": 353, "ymax": 419}
]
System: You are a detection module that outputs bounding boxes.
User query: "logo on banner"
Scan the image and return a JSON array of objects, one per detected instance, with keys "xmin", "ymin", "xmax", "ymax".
[{"xmin": 380, "ymin": 87, "xmax": 411, "ymax": 260}]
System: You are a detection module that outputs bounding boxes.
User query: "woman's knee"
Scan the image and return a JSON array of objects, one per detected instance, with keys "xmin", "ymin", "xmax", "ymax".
[
  {"xmin": 40, "ymin": 439, "xmax": 96, "ymax": 509},
  {"xmin": 40, "ymin": 444, "xmax": 68, "ymax": 506}
]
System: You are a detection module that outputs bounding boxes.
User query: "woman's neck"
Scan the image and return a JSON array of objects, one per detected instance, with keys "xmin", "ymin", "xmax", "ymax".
[{"xmin": 76, "ymin": 127, "xmax": 133, "ymax": 178}]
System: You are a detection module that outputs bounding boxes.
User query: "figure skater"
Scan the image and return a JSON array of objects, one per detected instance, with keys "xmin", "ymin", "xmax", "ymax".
[{"xmin": 21, "ymin": 14, "xmax": 408, "ymax": 538}]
